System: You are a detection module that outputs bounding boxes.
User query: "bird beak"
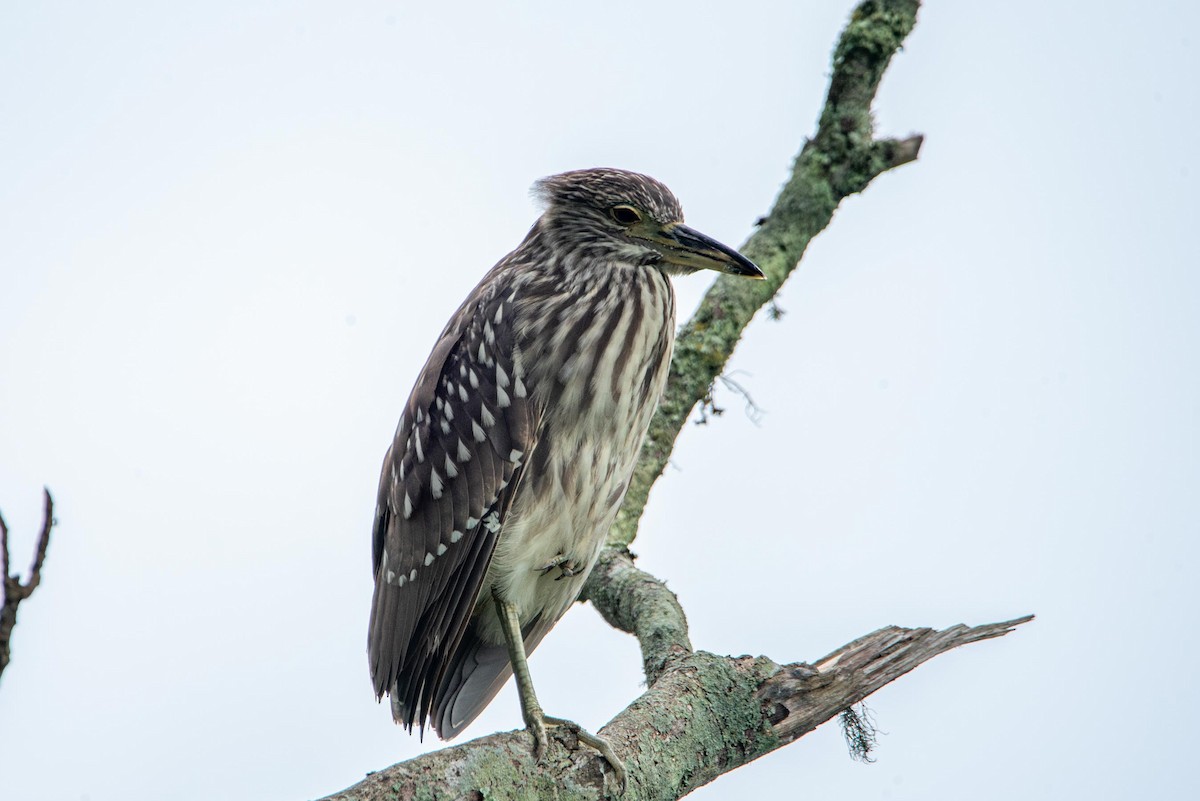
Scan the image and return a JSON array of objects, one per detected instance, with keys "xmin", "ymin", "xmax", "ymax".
[{"xmin": 650, "ymin": 223, "xmax": 764, "ymax": 279}]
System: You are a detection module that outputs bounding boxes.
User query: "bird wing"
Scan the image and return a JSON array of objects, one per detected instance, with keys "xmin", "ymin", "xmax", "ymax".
[{"xmin": 367, "ymin": 275, "xmax": 536, "ymax": 734}]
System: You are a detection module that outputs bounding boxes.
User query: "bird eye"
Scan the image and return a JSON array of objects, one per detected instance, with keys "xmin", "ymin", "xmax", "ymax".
[{"xmin": 610, "ymin": 205, "xmax": 642, "ymax": 225}]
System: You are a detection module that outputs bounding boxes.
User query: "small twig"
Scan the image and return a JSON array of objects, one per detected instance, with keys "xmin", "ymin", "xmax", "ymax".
[
  {"xmin": 0, "ymin": 488, "xmax": 56, "ymax": 684},
  {"xmin": 718, "ymin": 372, "xmax": 765, "ymax": 425},
  {"xmin": 694, "ymin": 373, "xmax": 765, "ymax": 426},
  {"xmin": 693, "ymin": 388, "xmax": 725, "ymax": 425}
]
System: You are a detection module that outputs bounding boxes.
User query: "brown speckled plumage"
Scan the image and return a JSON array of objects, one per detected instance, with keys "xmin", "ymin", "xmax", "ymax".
[{"xmin": 368, "ymin": 168, "xmax": 761, "ymax": 740}]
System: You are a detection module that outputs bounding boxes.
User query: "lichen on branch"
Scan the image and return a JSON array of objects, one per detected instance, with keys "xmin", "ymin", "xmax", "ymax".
[
  {"xmin": 609, "ymin": 0, "xmax": 922, "ymax": 550},
  {"xmin": 312, "ymin": 3, "xmax": 1035, "ymax": 800}
]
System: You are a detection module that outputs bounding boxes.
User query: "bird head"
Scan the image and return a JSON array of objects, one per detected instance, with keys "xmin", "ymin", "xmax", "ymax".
[{"xmin": 532, "ymin": 168, "xmax": 764, "ymax": 279}]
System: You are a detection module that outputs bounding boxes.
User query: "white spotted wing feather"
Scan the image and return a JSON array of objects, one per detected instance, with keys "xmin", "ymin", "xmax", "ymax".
[{"xmin": 367, "ymin": 279, "xmax": 536, "ymax": 734}]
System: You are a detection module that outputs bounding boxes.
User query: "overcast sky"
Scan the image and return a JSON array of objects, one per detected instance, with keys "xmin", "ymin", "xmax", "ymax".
[{"xmin": 2, "ymin": 1, "xmax": 1197, "ymax": 799}]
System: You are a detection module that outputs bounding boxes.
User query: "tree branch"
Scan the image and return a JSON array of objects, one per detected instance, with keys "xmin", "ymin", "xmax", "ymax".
[
  {"xmin": 609, "ymin": 0, "xmax": 922, "ymax": 549},
  {"xmin": 309, "ymin": 3, "xmax": 1032, "ymax": 799},
  {"xmin": 0, "ymin": 488, "xmax": 56, "ymax": 684},
  {"xmin": 581, "ymin": 547, "xmax": 692, "ymax": 686},
  {"xmin": 761, "ymin": 615, "xmax": 1035, "ymax": 746},
  {"xmin": 320, "ymin": 616, "xmax": 1032, "ymax": 801}
]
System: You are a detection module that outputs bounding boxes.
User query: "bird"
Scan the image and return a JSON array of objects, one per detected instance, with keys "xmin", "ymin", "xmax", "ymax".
[{"xmin": 367, "ymin": 168, "xmax": 763, "ymax": 786}]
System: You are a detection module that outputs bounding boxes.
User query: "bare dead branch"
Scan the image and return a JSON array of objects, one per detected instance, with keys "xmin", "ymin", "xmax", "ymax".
[
  {"xmin": 760, "ymin": 615, "xmax": 1035, "ymax": 746},
  {"xmin": 0, "ymin": 488, "xmax": 56, "ymax": 684},
  {"xmin": 318, "ymin": 616, "xmax": 1032, "ymax": 801},
  {"xmin": 877, "ymin": 134, "xmax": 925, "ymax": 169}
]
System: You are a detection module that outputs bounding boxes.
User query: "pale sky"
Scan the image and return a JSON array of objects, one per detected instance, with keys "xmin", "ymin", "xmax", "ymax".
[{"xmin": 2, "ymin": 2, "xmax": 1197, "ymax": 799}]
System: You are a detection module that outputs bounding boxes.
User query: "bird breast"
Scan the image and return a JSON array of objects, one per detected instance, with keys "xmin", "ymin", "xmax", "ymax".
[{"xmin": 480, "ymin": 262, "xmax": 676, "ymax": 638}]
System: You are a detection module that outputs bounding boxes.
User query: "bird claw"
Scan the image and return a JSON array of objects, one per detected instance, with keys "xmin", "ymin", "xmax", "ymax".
[
  {"xmin": 527, "ymin": 713, "xmax": 551, "ymax": 763},
  {"xmin": 536, "ymin": 553, "xmax": 581, "ymax": 580},
  {"xmin": 531, "ymin": 715, "xmax": 627, "ymax": 794}
]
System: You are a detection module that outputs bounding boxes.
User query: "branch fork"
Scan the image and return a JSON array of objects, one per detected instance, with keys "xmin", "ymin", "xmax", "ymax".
[{"xmin": 319, "ymin": 3, "xmax": 1034, "ymax": 798}]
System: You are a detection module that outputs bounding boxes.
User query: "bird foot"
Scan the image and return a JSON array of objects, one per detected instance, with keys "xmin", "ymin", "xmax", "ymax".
[
  {"xmin": 525, "ymin": 712, "xmax": 627, "ymax": 794},
  {"xmin": 526, "ymin": 708, "xmax": 551, "ymax": 761},
  {"xmin": 536, "ymin": 553, "xmax": 582, "ymax": 580}
]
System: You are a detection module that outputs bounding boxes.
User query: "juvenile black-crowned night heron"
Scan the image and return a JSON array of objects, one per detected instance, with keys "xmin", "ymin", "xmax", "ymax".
[{"xmin": 368, "ymin": 168, "xmax": 762, "ymax": 786}]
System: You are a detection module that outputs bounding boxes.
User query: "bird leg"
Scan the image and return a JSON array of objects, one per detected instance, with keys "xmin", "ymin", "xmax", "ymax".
[{"xmin": 493, "ymin": 591, "xmax": 627, "ymax": 792}]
